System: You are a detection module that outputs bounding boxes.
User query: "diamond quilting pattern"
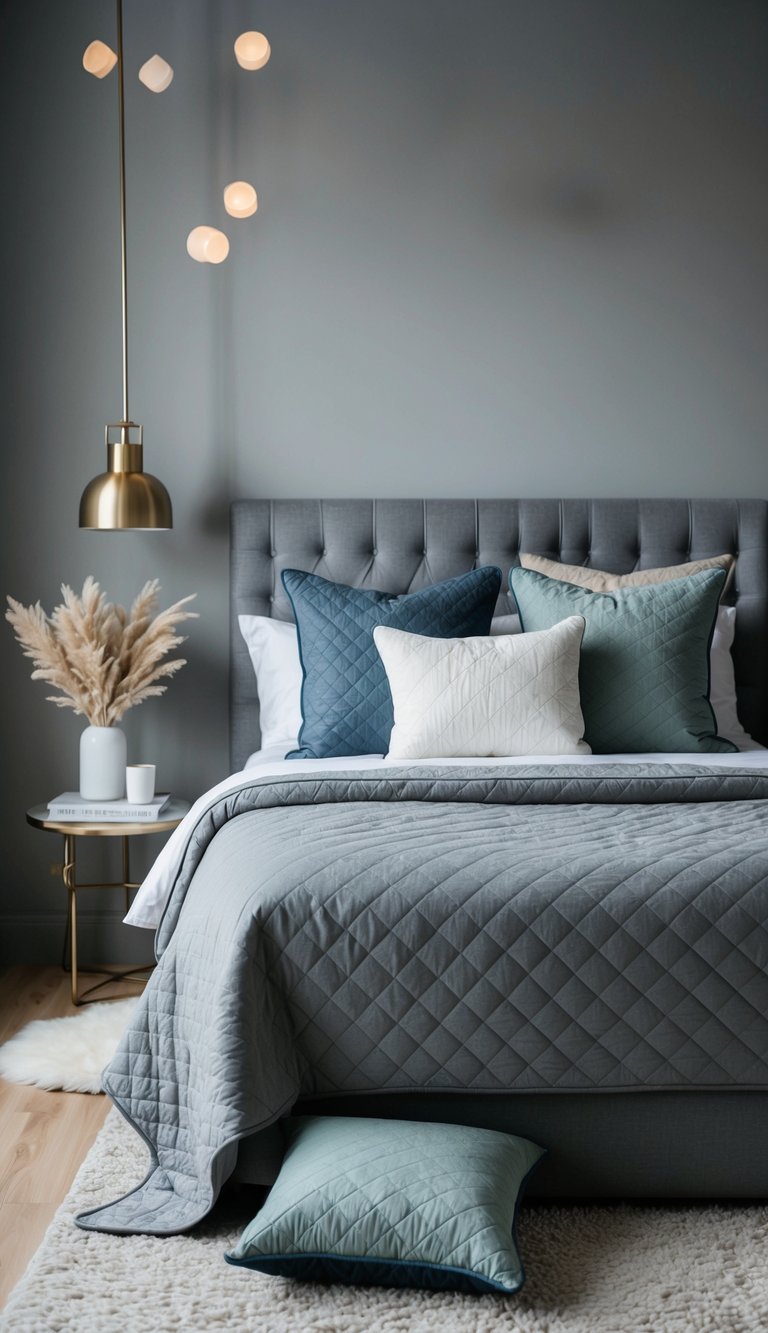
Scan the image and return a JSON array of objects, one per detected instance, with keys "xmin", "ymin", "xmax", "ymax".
[
  {"xmin": 227, "ymin": 1116, "xmax": 543, "ymax": 1292},
  {"xmin": 510, "ymin": 566, "xmax": 735, "ymax": 753},
  {"xmin": 374, "ymin": 616, "xmax": 589, "ymax": 757},
  {"xmin": 282, "ymin": 566, "xmax": 501, "ymax": 757},
  {"xmin": 77, "ymin": 765, "xmax": 768, "ymax": 1236}
]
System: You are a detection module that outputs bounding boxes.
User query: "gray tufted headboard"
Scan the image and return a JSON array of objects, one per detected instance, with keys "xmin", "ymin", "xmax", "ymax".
[{"xmin": 230, "ymin": 499, "xmax": 768, "ymax": 769}]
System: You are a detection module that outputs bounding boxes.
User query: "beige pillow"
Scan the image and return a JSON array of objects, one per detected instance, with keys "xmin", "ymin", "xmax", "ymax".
[{"xmin": 519, "ymin": 552, "xmax": 734, "ymax": 594}]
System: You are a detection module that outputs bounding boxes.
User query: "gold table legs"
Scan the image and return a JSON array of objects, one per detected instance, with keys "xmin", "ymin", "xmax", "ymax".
[{"xmin": 61, "ymin": 832, "xmax": 153, "ymax": 1006}]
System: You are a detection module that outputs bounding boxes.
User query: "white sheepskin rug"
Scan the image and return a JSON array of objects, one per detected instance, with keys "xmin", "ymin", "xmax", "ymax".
[
  {"xmin": 0, "ymin": 998, "xmax": 137, "ymax": 1094},
  {"xmin": 2, "ymin": 1110, "xmax": 768, "ymax": 1333}
]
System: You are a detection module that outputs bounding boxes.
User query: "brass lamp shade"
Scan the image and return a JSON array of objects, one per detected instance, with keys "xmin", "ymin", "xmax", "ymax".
[{"xmin": 79, "ymin": 425, "xmax": 172, "ymax": 530}]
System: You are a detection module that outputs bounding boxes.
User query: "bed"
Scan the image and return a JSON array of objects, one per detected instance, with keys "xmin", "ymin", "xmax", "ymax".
[{"xmin": 78, "ymin": 498, "xmax": 768, "ymax": 1237}]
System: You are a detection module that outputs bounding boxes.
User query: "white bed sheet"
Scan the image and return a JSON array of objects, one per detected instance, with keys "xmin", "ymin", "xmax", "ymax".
[{"xmin": 125, "ymin": 744, "xmax": 768, "ymax": 932}]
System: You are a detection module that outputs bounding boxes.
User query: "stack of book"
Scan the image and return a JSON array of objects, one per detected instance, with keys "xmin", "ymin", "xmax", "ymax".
[{"xmin": 46, "ymin": 793, "xmax": 171, "ymax": 822}]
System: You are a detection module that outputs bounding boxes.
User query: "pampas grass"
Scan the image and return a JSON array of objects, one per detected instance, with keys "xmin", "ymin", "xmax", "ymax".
[{"xmin": 6, "ymin": 578, "xmax": 197, "ymax": 726}]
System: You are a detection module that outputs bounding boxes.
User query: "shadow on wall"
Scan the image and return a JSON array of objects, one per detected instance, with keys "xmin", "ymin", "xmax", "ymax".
[
  {"xmin": 194, "ymin": 483, "xmax": 235, "ymax": 537},
  {"xmin": 502, "ymin": 175, "xmax": 622, "ymax": 231}
]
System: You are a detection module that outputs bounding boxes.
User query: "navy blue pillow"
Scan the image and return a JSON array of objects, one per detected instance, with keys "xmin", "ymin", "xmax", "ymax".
[{"xmin": 282, "ymin": 566, "xmax": 502, "ymax": 758}]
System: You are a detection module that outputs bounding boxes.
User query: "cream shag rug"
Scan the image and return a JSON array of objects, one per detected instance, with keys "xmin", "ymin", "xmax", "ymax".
[
  {"xmin": 0, "ymin": 999, "xmax": 137, "ymax": 1094},
  {"xmin": 2, "ymin": 1112, "xmax": 768, "ymax": 1333}
]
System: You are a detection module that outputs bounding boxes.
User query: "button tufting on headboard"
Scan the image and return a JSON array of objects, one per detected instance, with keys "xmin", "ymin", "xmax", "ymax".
[{"xmin": 230, "ymin": 498, "xmax": 768, "ymax": 769}]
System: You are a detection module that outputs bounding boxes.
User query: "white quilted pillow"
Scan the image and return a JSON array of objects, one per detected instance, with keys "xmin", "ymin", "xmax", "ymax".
[{"xmin": 373, "ymin": 618, "xmax": 591, "ymax": 759}]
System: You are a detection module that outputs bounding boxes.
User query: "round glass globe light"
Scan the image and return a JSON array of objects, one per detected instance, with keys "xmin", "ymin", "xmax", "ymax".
[
  {"xmin": 234, "ymin": 31, "xmax": 271, "ymax": 71},
  {"xmin": 139, "ymin": 53, "xmax": 174, "ymax": 93},
  {"xmin": 223, "ymin": 181, "xmax": 258, "ymax": 219},
  {"xmin": 83, "ymin": 40, "xmax": 117, "ymax": 79},
  {"xmin": 186, "ymin": 226, "xmax": 230, "ymax": 264}
]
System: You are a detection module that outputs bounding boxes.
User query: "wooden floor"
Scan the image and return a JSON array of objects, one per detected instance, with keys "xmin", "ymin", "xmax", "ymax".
[{"xmin": 0, "ymin": 965, "xmax": 143, "ymax": 1310}]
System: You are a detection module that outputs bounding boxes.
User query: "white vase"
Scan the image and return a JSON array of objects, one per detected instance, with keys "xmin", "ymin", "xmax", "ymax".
[{"xmin": 79, "ymin": 726, "xmax": 127, "ymax": 800}]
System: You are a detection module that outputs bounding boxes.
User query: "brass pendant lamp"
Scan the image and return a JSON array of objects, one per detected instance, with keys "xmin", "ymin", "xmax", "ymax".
[{"xmin": 79, "ymin": 0, "xmax": 172, "ymax": 530}]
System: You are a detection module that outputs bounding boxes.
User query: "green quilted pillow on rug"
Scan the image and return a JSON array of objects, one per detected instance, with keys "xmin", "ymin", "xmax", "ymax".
[
  {"xmin": 226, "ymin": 1116, "xmax": 544, "ymax": 1294},
  {"xmin": 509, "ymin": 565, "xmax": 737, "ymax": 754}
]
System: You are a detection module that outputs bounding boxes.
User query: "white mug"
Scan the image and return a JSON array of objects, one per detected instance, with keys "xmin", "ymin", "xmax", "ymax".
[{"xmin": 126, "ymin": 764, "xmax": 156, "ymax": 804}]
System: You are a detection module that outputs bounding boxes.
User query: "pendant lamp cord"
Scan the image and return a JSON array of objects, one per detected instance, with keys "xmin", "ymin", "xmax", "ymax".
[{"xmin": 116, "ymin": 0, "xmax": 129, "ymax": 425}]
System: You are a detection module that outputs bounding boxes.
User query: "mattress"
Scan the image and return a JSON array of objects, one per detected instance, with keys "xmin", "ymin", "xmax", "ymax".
[
  {"xmin": 125, "ymin": 745, "xmax": 768, "ymax": 931},
  {"xmin": 76, "ymin": 756, "xmax": 768, "ymax": 1235}
]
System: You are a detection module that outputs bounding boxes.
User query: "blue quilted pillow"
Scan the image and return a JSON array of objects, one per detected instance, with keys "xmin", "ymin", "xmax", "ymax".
[
  {"xmin": 226, "ymin": 1116, "xmax": 544, "ymax": 1293},
  {"xmin": 282, "ymin": 566, "xmax": 501, "ymax": 757}
]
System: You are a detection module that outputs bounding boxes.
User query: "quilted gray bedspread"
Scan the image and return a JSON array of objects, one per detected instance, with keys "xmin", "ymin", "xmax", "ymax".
[{"xmin": 77, "ymin": 764, "xmax": 768, "ymax": 1235}]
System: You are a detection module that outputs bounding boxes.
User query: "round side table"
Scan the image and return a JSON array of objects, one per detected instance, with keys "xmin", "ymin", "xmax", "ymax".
[{"xmin": 26, "ymin": 798, "xmax": 190, "ymax": 1005}]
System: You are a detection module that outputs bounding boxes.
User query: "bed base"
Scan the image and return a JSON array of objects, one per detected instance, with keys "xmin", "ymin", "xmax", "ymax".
[{"xmin": 234, "ymin": 1090, "xmax": 768, "ymax": 1198}]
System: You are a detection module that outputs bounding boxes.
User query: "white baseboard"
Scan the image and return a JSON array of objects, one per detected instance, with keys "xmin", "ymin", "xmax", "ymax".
[{"xmin": 0, "ymin": 911, "xmax": 155, "ymax": 967}]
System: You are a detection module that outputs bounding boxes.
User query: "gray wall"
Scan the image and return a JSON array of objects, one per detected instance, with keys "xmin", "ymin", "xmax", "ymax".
[{"xmin": 1, "ymin": 0, "xmax": 767, "ymax": 963}]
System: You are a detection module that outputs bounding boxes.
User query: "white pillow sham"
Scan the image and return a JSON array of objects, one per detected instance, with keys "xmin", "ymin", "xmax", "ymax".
[
  {"xmin": 238, "ymin": 615, "xmax": 304, "ymax": 752},
  {"xmin": 373, "ymin": 619, "xmax": 591, "ymax": 759},
  {"xmin": 239, "ymin": 606, "xmax": 754, "ymax": 757},
  {"xmin": 710, "ymin": 605, "xmax": 755, "ymax": 749}
]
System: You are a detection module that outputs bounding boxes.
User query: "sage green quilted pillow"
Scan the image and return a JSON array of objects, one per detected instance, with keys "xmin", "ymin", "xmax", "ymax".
[
  {"xmin": 509, "ymin": 566, "xmax": 737, "ymax": 754},
  {"xmin": 226, "ymin": 1116, "xmax": 544, "ymax": 1294}
]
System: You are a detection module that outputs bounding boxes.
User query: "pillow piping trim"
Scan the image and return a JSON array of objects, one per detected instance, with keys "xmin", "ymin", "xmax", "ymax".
[
  {"xmin": 224, "ymin": 1149, "xmax": 545, "ymax": 1294},
  {"xmin": 281, "ymin": 576, "xmax": 312, "ymax": 759},
  {"xmin": 224, "ymin": 1249, "xmax": 523, "ymax": 1293},
  {"xmin": 512, "ymin": 567, "xmax": 737, "ymax": 753}
]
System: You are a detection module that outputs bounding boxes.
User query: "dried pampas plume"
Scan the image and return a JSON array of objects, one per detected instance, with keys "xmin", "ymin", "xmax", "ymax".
[{"xmin": 6, "ymin": 577, "xmax": 198, "ymax": 727}]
